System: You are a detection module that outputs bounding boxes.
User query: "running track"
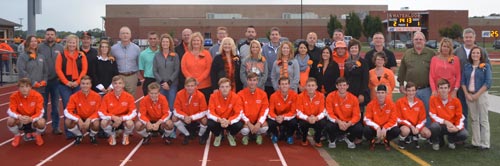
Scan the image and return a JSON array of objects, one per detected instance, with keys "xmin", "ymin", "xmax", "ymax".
[{"xmin": 0, "ymin": 84, "xmax": 328, "ymax": 166}]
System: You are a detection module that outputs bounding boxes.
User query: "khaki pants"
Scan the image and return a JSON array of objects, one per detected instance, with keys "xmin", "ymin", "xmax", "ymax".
[
  {"xmin": 466, "ymin": 91, "xmax": 490, "ymax": 148},
  {"xmin": 121, "ymin": 74, "xmax": 138, "ymax": 98}
]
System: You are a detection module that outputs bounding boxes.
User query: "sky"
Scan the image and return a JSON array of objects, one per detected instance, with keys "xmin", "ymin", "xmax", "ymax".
[{"xmin": 1, "ymin": 0, "xmax": 499, "ymax": 32}]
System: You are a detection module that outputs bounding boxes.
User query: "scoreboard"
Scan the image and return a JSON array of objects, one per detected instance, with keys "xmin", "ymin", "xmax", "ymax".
[{"xmin": 388, "ymin": 13, "xmax": 422, "ymax": 32}]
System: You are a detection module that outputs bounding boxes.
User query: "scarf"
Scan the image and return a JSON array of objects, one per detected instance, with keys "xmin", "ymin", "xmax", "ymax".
[
  {"xmin": 64, "ymin": 50, "xmax": 80, "ymax": 80},
  {"xmin": 279, "ymin": 59, "xmax": 289, "ymax": 78},
  {"xmin": 222, "ymin": 53, "xmax": 236, "ymax": 91},
  {"xmin": 295, "ymin": 54, "xmax": 310, "ymax": 72},
  {"xmin": 345, "ymin": 53, "xmax": 359, "ymax": 72}
]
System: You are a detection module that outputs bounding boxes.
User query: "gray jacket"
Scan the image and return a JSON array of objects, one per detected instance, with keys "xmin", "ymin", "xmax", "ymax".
[
  {"xmin": 37, "ymin": 42, "xmax": 63, "ymax": 80},
  {"xmin": 262, "ymin": 43, "xmax": 280, "ymax": 87},
  {"xmin": 16, "ymin": 52, "xmax": 48, "ymax": 93},
  {"xmin": 153, "ymin": 52, "xmax": 180, "ymax": 86},
  {"xmin": 270, "ymin": 58, "xmax": 300, "ymax": 92},
  {"xmin": 240, "ymin": 56, "xmax": 268, "ymax": 89},
  {"xmin": 453, "ymin": 45, "xmax": 490, "ymax": 70}
]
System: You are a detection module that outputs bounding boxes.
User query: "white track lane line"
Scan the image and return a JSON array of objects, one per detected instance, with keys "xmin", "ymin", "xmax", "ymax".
[
  {"xmin": 119, "ymin": 139, "xmax": 144, "ymax": 166},
  {"xmin": 36, "ymin": 133, "xmax": 89, "ymax": 166},
  {"xmin": 201, "ymin": 132, "xmax": 212, "ymax": 166},
  {"xmin": 0, "ymin": 116, "xmax": 63, "ymax": 147},
  {"xmin": 273, "ymin": 143, "xmax": 288, "ymax": 166}
]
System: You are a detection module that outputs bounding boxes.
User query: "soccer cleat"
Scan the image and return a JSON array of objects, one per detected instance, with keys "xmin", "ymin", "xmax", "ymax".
[
  {"xmin": 256, "ymin": 135, "xmax": 263, "ymax": 145},
  {"xmin": 448, "ymin": 143, "xmax": 456, "ymax": 150},
  {"xmin": 242, "ymin": 136, "xmax": 249, "ymax": 145},
  {"xmin": 328, "ymin": 140, "xmax": 337, "ymax": 149},
  {"xmin": 345, "ymin": 138, "xmax": 356, "ymax": 149},
  {"xmin": 398, "ymin": 139, "xmax": 406, "ymax": 149},
  {"xmin": 108, "ymin": 135, "xmax": 116, "ymax": 146},
  {"xmin": 122, "ymin": 135, "xmax": 130, "ymax": 145},
  {"xmin": 432, "ymin": 143, "xmax": 440, "ymax": 151},
  {"xmin": 413, "ymin": 140, "xmax": 420, "ymax": 149},
  {"xmin": 90, "ymin": 136, "xmax": 97, "ymax": 144},
  {"xmin": 286, "ymin": 136, "xmax": 294, "ymax": 145},
  {"xmin": 74, "ymin": 136, "xmax": 83, "ymax": 145},
  {"xmin": 213, "ymin": 135, "xmax": 222, "ymax": 147},
  {"xmin": 11, "ymin": 135, "xmax": 21, "ymax": 147},
  {"xmin": 301, "ymin": 140, "xmax": 309, "ymax": 146},
  {"xmin": 315, "ymin": 142, "xmax": 323, "ymax": 148},
  {"xmin": 271, "ymin": 135, "xmax": 278, "ymax": 143},
  {"xmin": 142, "ymin": 134, "xmax": 152, "ymax": 145},
  {"xmin": 227, "ymin": 134, "xmax": 237, "ymax": 146},
  {"xmin": 34, "ymin": 134, "xmax": 44, "ymax": 146},
  {"xmin": 384, "ymin": 140, "xmax": 391, "ymax": 151}
]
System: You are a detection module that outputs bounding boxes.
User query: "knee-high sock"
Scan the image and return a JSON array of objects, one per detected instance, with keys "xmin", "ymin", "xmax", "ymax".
[
  {"xmin": 103, "ymin": 125, "xmax": 115, "ymax": 136},
  {"xmin": 68, "ymin": 126, "xmax": 83, "ymax": 136},
  {"xmin": 124, "ymin": 125, "xmax": 134, "ymax": 136},
  {"xmin": 8, "ymin": 125, "xmax": 20, "ymax": 135},
  {"xmin": 198, "ymin": 125, "xmax": 207, "ymax": 136},
  {"xmin": 89, "ymin": 129, "xmax": 98, "ymax": 137},
  {"xmin": 163, "ymin": 129, "xmax": 174, "ymax": 137},
  {"xmin": 137, "ymin": 128, "xmax": 149, "ymax": 137},
  {"xmin": 174, "ymin": 121, "xmax": 190, "ymax": 136},
  {"xmin": 257, "ymin": 126, "xmax": 269, "ymax": 135},
  {"xmin": 36, "ymin": 126, "xmax": 46, "ymax": 135},
  {"xmin": 240, "ymin": 127, "xmax": 250, "ymax": 136}
]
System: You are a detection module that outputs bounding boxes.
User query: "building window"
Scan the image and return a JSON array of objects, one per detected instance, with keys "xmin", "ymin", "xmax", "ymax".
[{"xmin": 206, "ymin": 13, "xmax": 242, "ymax": 19}]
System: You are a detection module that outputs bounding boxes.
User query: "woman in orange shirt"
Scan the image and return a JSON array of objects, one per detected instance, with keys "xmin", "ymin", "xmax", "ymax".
[
  {"xmin": 294, "ymin": 41, "xmax": 312, "ymax": 92},
  {"xmin": 181, "ymin": 32, "xmax": 213, "ymax": 102},
  {"xmin": 368, "ymin": 52, "xmax": 395, "ymax": 101}
]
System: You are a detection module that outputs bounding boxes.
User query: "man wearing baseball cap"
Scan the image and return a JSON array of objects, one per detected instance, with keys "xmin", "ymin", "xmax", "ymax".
[
  {"xmin": 80, "ymin": 31, "xmax": 98, "ymax": 92},
  {"xmin": 332, "ymin": 41, "xmax": 349, "ymax": 77}
]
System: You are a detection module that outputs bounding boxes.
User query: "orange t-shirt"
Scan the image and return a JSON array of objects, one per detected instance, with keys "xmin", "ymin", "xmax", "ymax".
[
  {"xmin": 181, "ymin": 50, "xmax": 212, "ymax": 89},
  {"xmin": 368, "ymin": 68, "xmax": 395, "ymax": 101}
]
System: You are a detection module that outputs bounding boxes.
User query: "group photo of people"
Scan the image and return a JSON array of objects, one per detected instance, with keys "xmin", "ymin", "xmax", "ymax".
[{"xmin": 7, "ymin": 25, "xmax": 492, "ymax": 152}]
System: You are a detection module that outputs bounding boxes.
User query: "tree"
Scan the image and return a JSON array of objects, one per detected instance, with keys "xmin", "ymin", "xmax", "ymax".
[
  {"xmin": 345, "ymin": 12, "xmax": 362, "ymax": 39},
  {"xmin": 438, "ymin": 24, "xmax": 462, "ymax": 39},
  {"xmin": 327, "ymin": 15, "xmax": 342, "ymax": 38},
  {"xmin": 363, "ymin": 15, "xmax": 384, "ymax": 40}
]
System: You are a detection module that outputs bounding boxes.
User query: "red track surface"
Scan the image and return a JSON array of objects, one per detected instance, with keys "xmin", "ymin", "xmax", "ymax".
[{"xmin": 0, "ymin": 85, "xmax": 328, "ymax": 166}]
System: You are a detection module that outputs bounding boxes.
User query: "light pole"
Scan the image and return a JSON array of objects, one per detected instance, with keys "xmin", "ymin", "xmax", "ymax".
[{"xmin": 300, "ymin": 0, "xmax": 303, "ymax": 39}]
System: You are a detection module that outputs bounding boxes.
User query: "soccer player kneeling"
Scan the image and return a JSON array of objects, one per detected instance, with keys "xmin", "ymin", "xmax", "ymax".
[
  {"xmin": 325, "ymin": 77, "xmax": 363, "ymax": 149},
  {"xmin": 296, "ymin": 78, "xmax": 327, "ymax": 147},
  {"xmin": 238, "ymin": 73, "xmax": 269, "ymax": 145},
  {"xmin": 64, "ymin": 76, "xmax": 101, "ymax": 145},
  {"xmin": 364, "ymin": 84, "xmax": 400, "ymax": 151},
  {"xmin": 136, "ymin": 82, "xmax": 174, "ymax": 145},
  {"xmin": 429, "ymin": 79, "xmax": 468, "ymax": 150},
  {"xmin": 99, "ymin": 76, "xmax": 137, "ymax": 146},
  {"xmin": 7, "ymin": 78, "xmax": 46, "ymax": 147},
  {"xmin": 268, "ymin": 77, "xmax": 298, "ymax": 145},
  {"xmin": 396, "ymin": 82, "xmax": 431, "ymax": 149},
  {"xmin": 207, "ymin": 78, "xmax": 244, "ymax": 147}
]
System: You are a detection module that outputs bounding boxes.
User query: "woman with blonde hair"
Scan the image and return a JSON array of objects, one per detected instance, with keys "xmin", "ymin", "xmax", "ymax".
[
  {"xmin": 429, "ymin": 37, "xmax": 461, "ymax": 97},
  {"xmin": 93, "ymin": 40, "xmax": 118, "ymax": 96},
  {"xmin": 240, "ymin": 40, "xmax": 268, "ymax": 90},
  {"xmin": 211, "ymin": 37, "xmax": 242, "ymax": 92},
  {"xmin": 181, "ymin": 32, "xmax": 213, "ymax": 102},
  {"xmin": 270, "ymin": 41, "xmax": 300, "ymax": 92}
]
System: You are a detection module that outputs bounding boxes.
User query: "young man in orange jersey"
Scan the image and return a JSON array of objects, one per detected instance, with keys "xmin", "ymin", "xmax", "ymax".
[
  {"xmin": 296, "ymin": 78, "xmax": 327, "ymax": 147},
  {"xmin": 7, "ymin": 78, "xmax": 46, "ymax": 147},
  {"xmin": 172, "ymin": 78, "xmax": 209, "ymax": 145},
  {"xmin": 326, "ymin": 77, "xmax": 363, "ymax": 149},
  {"xmin": 64, "ymin": 76, "xmax": 101, "ymax": 145},
  {"xmin": 99, "ymin": 76, "xmax": 137, "ymax": 146},
  {"xmin": 207, "ymin": 78, "xmax": 243, "ymax": 147},
  {"xmin": 238, "ymin": 73, "xmax": 270, "ymax": 144},
  {"xmin": 396, "ymin": 82, "xmax": 431, "ymax": 149},
  {"xmin": 364, "ymin": 84, "xmax": 400, "ymax": 151},
  {"xmin": 267, "ymin": 77, "xmax": 297, "ymax": 144},
  {"xmin": 136, "ymin": 82, "xmax": 174, "ymax": 145},
  {"xmin": 429, "ymin": 79, "xmax": 468, "ymax": 150}
]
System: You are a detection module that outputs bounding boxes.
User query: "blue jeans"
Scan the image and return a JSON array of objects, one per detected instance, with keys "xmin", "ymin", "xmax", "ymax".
[
  {"xmin": 58, "ymin": 83, "xmax": 80, "ymax": 138},
  {"xmin": 43, "ymin": 79, "xmax": 61, "ymax": 130},
  {"xmin": 1, "ymin": 60, "xmax": 9, "ymax": 74},
  {"xmin": 416, "ymin": 87, "xmax": 431, "ymax": 127},
  {"xmin": 160, "ymin": 84, "xmax": 178, "ymax": 111}
]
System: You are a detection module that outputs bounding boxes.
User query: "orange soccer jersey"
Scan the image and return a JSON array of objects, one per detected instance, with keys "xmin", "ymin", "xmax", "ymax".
[
  {"xmin": 7, "ymin": 90, "xmax": 44, "ymax": 121},
  {"xmin": 364, "ymin": 99, "xmax": 399, "ymax": 130},
  {"xmin": 325, "ymin": 91, "xmax": 361, "ymax": 124},
  {"xmin": 429, "ymin": 95, "xmax": 464, "ymax": 130},
  {"xmin": 138, "ymin": 95, "xmax": 171, "ymax": 123},
  {"xmin": 395, "ymin": 96, "xmax": 426, "ymax": 130},
  {"xmin": 64, "ymin": 90, "xmax": 101, "ymax": 121},
  {"xmin": 296, "ymin": 91, "xmax": 326, "ymax": 121},
  {"xmin": 173, "ymin": 89, "xmax": 207, "ymax": 121},
  {"xmin": 238, "ymin": 88, "xmax": 269, "ymax": 124},
  {"xmin": 98, "ymin": 91, "xmax": 137, "ymax": 121},
  {"xmin": 269, "ymin": 90, "xmax": 298, "ymax": 121},
  {"xmin": 207, "ymin": 91, "xmax": 242, "ymax": 124}
]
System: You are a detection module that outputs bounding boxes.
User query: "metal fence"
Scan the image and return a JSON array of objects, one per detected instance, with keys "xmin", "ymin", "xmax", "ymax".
[{"xmin": 0, "ymin": 51, "xmax": 19, "ymax": 86}]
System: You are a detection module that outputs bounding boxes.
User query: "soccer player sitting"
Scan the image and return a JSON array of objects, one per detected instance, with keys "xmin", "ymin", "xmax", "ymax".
[
  {"xmin": 396, "ymin": 82, "xmax": 431, "ymax": 149},
  {"xmin": 64, "ymin": 76, "xmax": 101, "ymax": 144},
  {"xmin": 172, "ymin": 78, "xmax": 209, "ymax": 145},
  {"xmin": 136, "ymin": 82, "xmax": 174, "ymax": 145},
  {"xmin": 296, "ymin": 78, "xmax": 327, "ymax": 147},
  {"xmin": 268, "ymin": 76, "xmax": 297, "ymax": 144},
  {"xmin": 99, "ymin": 76, "xmax": 137, "ymax": 146},
  {"xmin": 364, "ymin": 84, "xmax": 400, "ymax": 151},
  {"xmin": 325, "ymin": 77, "xmax": 363, "ymax": 149},
  {"xmin": 207, "ymin": 78, "xmax": 244, "ymax": 147},
  {"xmin": 7, "ymin": 78, "xmax": 46, "ymax": 147},
  {"xmin": 429, "ymin": 79, "xmax": 468, "ymax": 150}
]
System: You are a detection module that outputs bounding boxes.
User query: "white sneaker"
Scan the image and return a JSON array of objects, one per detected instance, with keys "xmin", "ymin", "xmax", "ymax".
[
  {"xmin": 432, "ymin": 144, "xmax": 440, "ymax": 150},
  {"xmin": 448, "ymin": 143, "xmax": 456, "ymax": 150},
  {"xmin": 328, "ymin": 141, "xmax": 336, "ymax": 149},
  {"xmin": 345, "ymin": 138, "xmax": 356, "ymax": 149}
]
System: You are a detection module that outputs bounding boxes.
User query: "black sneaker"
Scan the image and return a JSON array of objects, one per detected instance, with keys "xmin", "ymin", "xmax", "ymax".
[
  {"xmin": 398, "ymin": 139, "xmax": 406, "ymax": 149},
  {"xmin": 90, "ymin": 136, "xmax": 98, "ymax": 144},
  {"xmin": 142, "ymin": 134, "xmax": 152, "ymax": 145},
  {"xmin": 413, "ymin": 140, "xmax": 420, "ymax": 149},
  {"xmin": 74, "ymin": 136, "xmax": 83, "ymax": 145},
  {"xmin": 182, "ymin": 135, "xmax": 190, "ymax": 145},
  {"xmin": 199, "ymin": 132, "xmax": 209, "ymax": 145}
]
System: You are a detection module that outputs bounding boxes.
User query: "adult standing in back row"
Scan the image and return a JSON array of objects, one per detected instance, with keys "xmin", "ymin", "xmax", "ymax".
[
  {"xmin": 181, "ymin": 32, "xmax": 213, "ymax": 102},
  {"xmin": 111, "ymin": 26, "xmax": 142, "ymax": 98}
]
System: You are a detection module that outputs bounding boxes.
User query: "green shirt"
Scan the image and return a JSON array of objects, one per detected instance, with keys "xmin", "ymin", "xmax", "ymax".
[
  {"xmin": 139, "ymin": 47, "xmax": 159, "ymax": 78},
  {"xmin": 397, "ymin": 47, "xmax": 436, "ymax": 87}
]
